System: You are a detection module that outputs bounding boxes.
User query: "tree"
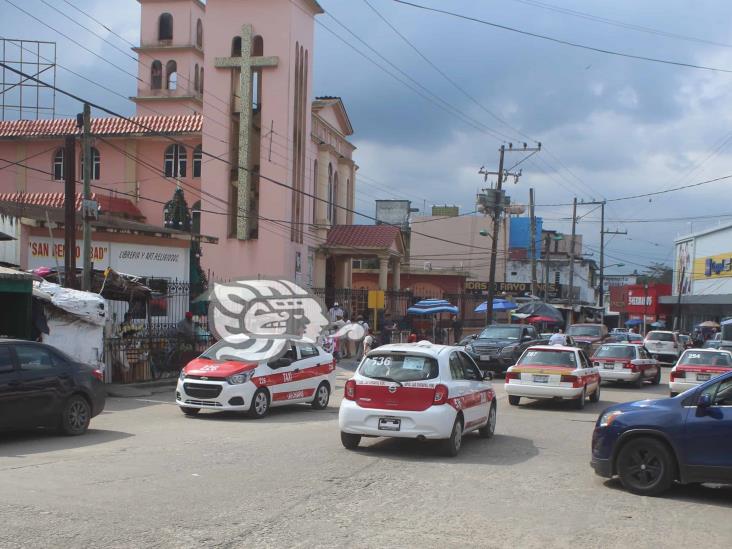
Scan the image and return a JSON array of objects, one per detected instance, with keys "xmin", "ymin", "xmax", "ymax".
[{"xmin": 637, "ymin": 262, "xmax": 672, "ymax": 285}]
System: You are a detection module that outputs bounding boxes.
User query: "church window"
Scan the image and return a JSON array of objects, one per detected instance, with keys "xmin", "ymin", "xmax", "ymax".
[
  {"xmin": 312, "ymin": 160, "xmax": 318, "ymax": 225},
  {"xmin": 199, "ymin": 68, "xmax": 204, "ymax": 94},
  {"xmin": 252, "ymin": 36, "xmax": 263, "ymax": 111},
  {"xmin": 166, "ymin": 60, "xmax": 177, "ymax": 90},
  {"xmin": 326, "ymin": 163, "xmax": 333, "ymax": 224},
  {"xmin": 52, "ymin": 148, "xmax": 64, "ymax": 181},
  {"xmin": 158, "ymin": 13, "xmax": 173, "ymax": 41},
  {"xmin": 164, "ymin": 144, "xmax": 187, "ymax": 178},
  {"xmin": 331, "ymin": 172, "xmax": 339, "ymax": 225},
  {"xmin": 346, "ymin": 177, "xmax": 352, "ymax": 223},
  {"xmin": 196, "ymin": 19, "xmax": 203, "ymax": 48},
  {"xmin": 193, "ymin": 145, "xmax": 202, "ymax": 178},
  {"xmin": 231, "ymin": 36, "xmax": 242, "ymax": 57},
  {"xmin": 80, "ymin": 147, "xmax": 101, "ymax": 180},
  {"xmin": 194, "ymin": 63, "xmax": 200, "ymax": 92},
  {"xmin": 151, "ymin": 60, "xmax": 162, "ymax": 90}
]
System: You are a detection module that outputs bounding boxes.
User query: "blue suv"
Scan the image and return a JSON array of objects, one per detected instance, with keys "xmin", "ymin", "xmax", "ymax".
[{"xmin": 591, "ymin": 371, "xmax": 732, "ymax": 496}]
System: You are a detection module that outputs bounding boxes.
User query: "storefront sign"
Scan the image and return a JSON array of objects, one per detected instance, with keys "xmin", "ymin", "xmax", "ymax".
[
  {"xmin": 695, "ymin": 253, "xmax": 732, "ymax": 279},
  {"xmin": 465, "ymin": 280, "xmax": 561, "ymax": 298},
  {"xmin": 28, "ymin": 237, "xmax": 189, "ymax": 280}
]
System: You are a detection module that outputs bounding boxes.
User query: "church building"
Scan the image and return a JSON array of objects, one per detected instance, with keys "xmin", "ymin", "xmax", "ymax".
[{"xmin": 0, "ymin": 0, "xmax": 392, "ymax": 289}]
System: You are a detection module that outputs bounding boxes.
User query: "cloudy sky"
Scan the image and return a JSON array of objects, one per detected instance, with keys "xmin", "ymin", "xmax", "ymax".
[{"xmin": 4, "ymin": 0, "xmax": 732, "ymax": 275}]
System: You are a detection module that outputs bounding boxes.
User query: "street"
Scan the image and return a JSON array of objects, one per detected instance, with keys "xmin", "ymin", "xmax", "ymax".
[{"xmin": 1, "ymin": 368, "xmax": 730, "ymax": 549}]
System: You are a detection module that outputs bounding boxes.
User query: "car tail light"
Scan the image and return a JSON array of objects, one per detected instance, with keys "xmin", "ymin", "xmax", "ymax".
[
  {"xmin": 92, "ymin": 368, "xmax": 103, "ymax": 381},
  {"xmin": 344, "ymin": 379, "xmax": 357, "ymax": 400},
  {"xmin": 625, "ymin": 361, "xmax": 640, "ymax": 372},
  {"xmin": 560, "ymin": 374, "xmax": 582, "ymax": 387},
  {"xmin": 433, "ymin": 384, "xmax": 449, "ymax": 405},
  {"xmin": 505, "ymin": 371, "xmax": 520, "ymax": 382},
  {"xmin": 670, "ymin": 370, "xmax": 685, "ymax": 381}
]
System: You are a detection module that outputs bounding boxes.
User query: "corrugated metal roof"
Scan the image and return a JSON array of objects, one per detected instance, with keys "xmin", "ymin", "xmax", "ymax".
[{"xmin": 0, "ymin": 113, "xmax": 202, "ymax": 139}]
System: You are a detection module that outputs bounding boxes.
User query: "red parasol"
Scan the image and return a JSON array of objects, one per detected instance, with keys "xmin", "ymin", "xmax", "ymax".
[{"xmin": 527, "ymin": 315, "xmax": 561, "ymax": 324}]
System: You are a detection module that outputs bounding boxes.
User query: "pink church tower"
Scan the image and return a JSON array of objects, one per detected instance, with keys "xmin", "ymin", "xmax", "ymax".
[{"xmin": 133, "ymin": 0, "xmax": 206, "ymax": 116}]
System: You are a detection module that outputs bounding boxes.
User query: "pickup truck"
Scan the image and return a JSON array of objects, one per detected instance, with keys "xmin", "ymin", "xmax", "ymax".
[{"xmin": 462, "ymin": 324, "xmax": 545, "ymax": 375}]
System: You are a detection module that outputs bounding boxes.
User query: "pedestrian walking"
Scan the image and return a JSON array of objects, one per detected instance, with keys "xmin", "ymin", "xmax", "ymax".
[{"xmin": 451, "ymin": 314, "xmax": 463, "ymax": 344}]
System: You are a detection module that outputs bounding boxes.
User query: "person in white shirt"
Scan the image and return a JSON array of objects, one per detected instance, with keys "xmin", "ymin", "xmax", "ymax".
[
  {"xmin": 549, "ymin": 329, "xmax": 567, "ymax": 346},
  {"xmin": 328, "ymin": 302, "xmax": 344, "ymax": 322}
]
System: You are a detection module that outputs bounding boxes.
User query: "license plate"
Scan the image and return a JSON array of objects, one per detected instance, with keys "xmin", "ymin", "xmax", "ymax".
[
  {"xmin": 696, "ymin": 373, "xmax": 711, "ymax": 381},
  {"xmin": 604, "ymin": 364, "xmax": 615, "ymax": 369},
  {"xmin": 378, "ymin": 417, "xmax": 401, "ymax": 431},
  {"xmin": 480, "ymin": 355, "xmax": 492, "ymax": 361},
  {"xmin": 533, "ymin": 375, "xmax": 549, "ymax": 383}
]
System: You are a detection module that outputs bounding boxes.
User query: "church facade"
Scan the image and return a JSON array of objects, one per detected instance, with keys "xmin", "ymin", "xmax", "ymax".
[{"xmin": 0, "ymin": 0, "xmax": 362, "ymax": 288}]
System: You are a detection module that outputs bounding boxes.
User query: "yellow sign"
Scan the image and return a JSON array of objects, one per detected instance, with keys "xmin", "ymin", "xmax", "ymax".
[
  {"xmin": 693, "ymin": 253, "xmax": 732, "ymax": 280},
  {"xmin": 368, "ymin": 290, "xmax": 385, "ymax": 309}
]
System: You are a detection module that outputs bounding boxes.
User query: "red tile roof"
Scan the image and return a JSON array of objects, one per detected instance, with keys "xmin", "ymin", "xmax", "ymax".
[
  {"xmin": 0, "ymin": 192, "xmax": 145, "ymax": 220},
  {"xmin": 0, "ymin": 114, "xmax": 202, "ymax": 139},
  {"xmin": 325, "ymin": 224, "xmax": 401, "ymax": 249}
]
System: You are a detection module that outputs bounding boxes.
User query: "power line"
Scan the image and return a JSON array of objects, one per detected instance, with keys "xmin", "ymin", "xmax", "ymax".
[{"xmin": 392, "ymin": 0, "xmax": 732, "ymax": 74}]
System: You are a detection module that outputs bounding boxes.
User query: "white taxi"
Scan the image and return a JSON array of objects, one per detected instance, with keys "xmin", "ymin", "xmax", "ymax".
[
  {"xmin": 592, "ymin": 343, "xmax": 661, "ymax": 387},
  {"xmin": 505, "ymin": 345, "xmax": 601, "ymax": 409},
  {"xmin": 669, "ymin": 348, "xmax": 732, "ymax": 397},
  {"xmin": 176, "ymin": 340, "xmax": 335, "ymax": 418},
  {"xmin": 338, "ymin": 342, "xmax": 497, "ymax": 457}
]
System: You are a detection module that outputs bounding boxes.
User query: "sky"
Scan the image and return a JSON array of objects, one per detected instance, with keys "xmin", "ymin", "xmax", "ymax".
[{"xmin": 3, "ymin": 0, "xmax": 732, "ymax": 276}]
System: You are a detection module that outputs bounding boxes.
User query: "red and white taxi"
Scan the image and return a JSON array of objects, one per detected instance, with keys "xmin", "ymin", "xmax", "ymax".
[
  {"xmin": 338, "ymin": 342, "xmax": 496, "ymax": 457},
  {"xmin": 669, "ymin": 348, "xmax": 732, "ymax": 397},
  {"xmin": 592, "ymin": 343, "xmax": 661, "ymax": 387},
  {"xmin": 176, "ymin": 341, "xmax": 335, "ymax": 418},
  {"xmin": 505, "ymin": 345, "xmax": 600, "ymax": 409}
]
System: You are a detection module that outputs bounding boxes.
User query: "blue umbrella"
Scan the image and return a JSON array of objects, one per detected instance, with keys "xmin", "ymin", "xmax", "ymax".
[
  {"xmin": 474, "ymin": 299, "xmax": 518, "ymax": 313},
  {"xmin": 407, "ymin": 299, "xmax": 459, "ymax": 315},
  {"xmin": 625, "ymin": 319, "xmax": 643, "ymax": 326}
]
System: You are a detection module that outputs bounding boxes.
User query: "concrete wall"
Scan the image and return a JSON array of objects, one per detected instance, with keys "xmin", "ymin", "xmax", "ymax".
[{"xmin": 506, "ymin": 258, "xmax": 596, "ymax": 304}]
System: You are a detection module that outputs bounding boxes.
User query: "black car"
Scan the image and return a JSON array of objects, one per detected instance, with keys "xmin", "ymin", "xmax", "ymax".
[
  {"xmin": 463, "ymin": 324, "xmax": 543, "ymax": 375},
  {"xmin": 0, "ymin": 340, "xmax": 106, "ymax": 435}
]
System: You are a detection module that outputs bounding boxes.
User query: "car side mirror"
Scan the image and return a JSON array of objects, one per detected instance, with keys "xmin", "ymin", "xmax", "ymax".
[{"xmin": 698, "ymin": 393, "xmax": 713, "ymax": 409}]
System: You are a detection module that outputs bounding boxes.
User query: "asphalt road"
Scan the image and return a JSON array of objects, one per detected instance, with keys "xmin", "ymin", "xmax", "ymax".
[{"xmin": 1, "ymin": 368, "xmax": 731, "ymax": 548}]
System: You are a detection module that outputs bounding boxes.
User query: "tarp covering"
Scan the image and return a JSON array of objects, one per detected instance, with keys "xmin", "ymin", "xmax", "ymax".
[{"xmin": 34, "ymin": 281, "xmax": 106, "ymax": 326}]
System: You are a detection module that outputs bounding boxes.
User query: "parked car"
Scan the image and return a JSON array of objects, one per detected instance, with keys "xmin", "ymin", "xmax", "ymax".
[
  {"xmin": 176, "ymin": 340, "xmax": 335, "ymax": 418},
  {"xmin": 669, "ymin": 349, "xmax": 732, "ymax": 397},
  {"xmin": 0, "ymin": 340, "xmax": 106, "ymax": 435},
  {"xmin": 338, "ymin": 342, "xmax": 497, "ymax": 456},
  {"xmin": 566, "ymin": 323, "xmax": 609, "ymax": 354},
  {"xmin": 643, "ymin": 330, "xmax": 681, "ymax": 363},
  {"xmin": 592, "ymin": 343, "xmax": 661, "ymax": 387},
  {"xmin": 463, "ymin": 324, "xmax": 542, "ymax": 375},
  {"xmin": 504, "ymin": 345, "xmax": 601, "ymax": 409},
  {"xmin": 591, "ymin": 371, "xmax": 732, "ymax": 496}
]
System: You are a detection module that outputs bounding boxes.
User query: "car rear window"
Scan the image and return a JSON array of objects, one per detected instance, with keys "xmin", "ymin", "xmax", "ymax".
[
  {"xmin": 567, "ymin": 325, "xmax": 602, "ymax": 337},
  {"xmin": 360, "ymin": 353, "xmax": 438, "ymax": 382},
  {"xmin": 681, "ymin": 351, "xmax": 732, "ymax": 366},
  {"xmin": 646, "ymin": 332, "xmax": 674, "ymax": 342},
  {"xmin": 518, "ymin": 349, "xmax": 576, "ymax": 367},
  {"xmin": 595, "ymin": 345, "xmax": 635, "ymax": 359}
]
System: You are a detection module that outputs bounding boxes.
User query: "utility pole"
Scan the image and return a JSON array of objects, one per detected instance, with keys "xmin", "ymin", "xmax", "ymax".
[
  {"xmin": 81, "ymin": 103, "xmax": 92, "ymax": 291},
  {"xmin": 599, "ymin": 206, "xmax": 626, "ymax": 309},
  {"xmin": 478, "ymin": 142, "xmax": 541, "ymax": 325},
  {"xmin": 529, "ymin": 188, "xmax": 537, "ymax": 298},
  {"xmin": 63, "ymin": 135, "xmax": 76, "ymax": 289},
  {"xmin": 567, "ymin": 197, "xmax": 577, "ymax": 328}
]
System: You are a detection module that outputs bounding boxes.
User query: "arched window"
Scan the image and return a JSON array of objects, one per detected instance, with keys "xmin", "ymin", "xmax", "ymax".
[
  {"xmin": 196, "ymin": 19, "xmax": 203, "ymax": 48},
  {"xmin": 158, "ymin": 13, "xmax": 173, "ymax": 41},
  {"xmin": 312, "ymin": 160, "xmax": 318, "ymax": 224},
  {"xmin": 80, "ymin": 147, "xmax": 101, "ymax": 180},
  {"xmin": 165, "ymin": 60, "xmax": 177, "ymax": 90},
  {"xmin": 194, "ymin": 63, "xmax": 199, "ymax": 92},
  {"xmin": 192, "ymin": 200, "xmax": 201, "ymax": 234},
  {"xmin": 331, "ymin": 172, "xmax": 339, "ymax": 224},
  {"xmin": 231, "ymin": 36, "xmax": 242, "ymax": 57},
  {"xmin": 252, "ymin": 35, "xmax": 264, "ymax": 111},
  {"xmin": 193, "ymin": 145, "xmax": 202, "ymax": 178},
  {"xmin": 150, "ymin": 60, "xmax": 162, "ymax": 90},
  {"xmin": 52, "ymin": 148, "xmax": 64, "ymax": 181},
  {"xmin": 164, "ymin": 144, "xmax": 187, "ymax": 178}
]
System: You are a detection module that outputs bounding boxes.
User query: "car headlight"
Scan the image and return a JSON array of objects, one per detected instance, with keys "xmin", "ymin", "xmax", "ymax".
[
  {"xmin": 599, "ymin": 410, "xmax": 623, "ymax": 428},
  {"xmin": 466, "ymin": 343, "xmax": 474, "ymax": 353},
  {"xmin": 228, "ymin": 370, "xmax": 255, "ymax": 385},
  {"xmin": 179, "ymin": 369, "xmax": 186, "ymax": 381},
  {"xmin": 500, "ymin": 344, "xmax": 518, "ymax": 357}
]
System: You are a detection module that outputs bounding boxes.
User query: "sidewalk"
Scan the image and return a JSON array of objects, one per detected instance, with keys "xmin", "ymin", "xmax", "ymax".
[{"xmin": 106, "ymin": 378, "xmax": 178, "ymax": 398}]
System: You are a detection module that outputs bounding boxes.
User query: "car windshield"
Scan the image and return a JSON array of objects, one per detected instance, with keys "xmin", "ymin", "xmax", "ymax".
[
  {"xmin": 478, "ymin": 326, "xmax": 522, "ymax": 340},
  {"xmin": 567, "ymin": 325, "xmax": 601, "ymax": 337},
  {"xmin": 518, "ymin": 349, "xmax": 576, "ymax": 367},
  {"xmin": 680, "ymin": 351, "xmax": 732, "ymax": 366},
  {"xmin": 647, "ymin": 332, "xmax": 674, "ymax": 342},
  {"xmin": 359, "ymin": 353, "xmax": 439, "ymax": 382},
  {"xmin": 198, "ymin": 341, "xmax": 273, "ymax": 362},
  {"xmin": 595, "ymin": 345, "xmax": 635, "ymax": 359}
]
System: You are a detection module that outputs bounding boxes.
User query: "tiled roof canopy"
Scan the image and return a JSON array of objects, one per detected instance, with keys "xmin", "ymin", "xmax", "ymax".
[
  {"xmin": 0, "ymin": 192, "xmax": 145, "ymax": 220},
  {"xmin": 0, "ymin": 114, "xmax": 202, "ymax": 139},
  {"xmin": 325, "ymin": 224, "xmax": 401, "ymax": 249}
]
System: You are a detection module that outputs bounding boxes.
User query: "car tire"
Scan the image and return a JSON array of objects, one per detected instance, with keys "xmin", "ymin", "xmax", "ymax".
[
  {"xmin": 478, "ymin": 403, "xmax": 497, "ymax": 439},
  {"xmin": 180, "ymin": 406, "xmax": 200, "ymax": 416},
  {"xmin": 508, "ymin": 395, "xmax": 521, "ymax": 406},
  {"xmin": 574, "ymin": 387, "xmax": 586, "ymax": 410},
  {"xmin": 590, "ymin": 383, "xmax": 601, "ymax": 403},
  {"xmin": 340, "ymin": 431, "xmax": 361, "ymax": 450},
  {"xmin": 311, "ymin": 382, "xmax": 330, "ymax": 410},
  {"xmin": 248, "ymin": 388, "xmax": 270, "ymax": 419},
  {"xmin": 60, "ymin": 395, "xmax": 91, "ymax": 436},
  {"xmin": 616, "ymin": 437, "xmax": 675, "ymax": 496},
  {"xmin": 443, "ymin": 416, "xmax": 464, "ymax": 457},
  {"xmin": 652, "ymin": 368, "xmax": 661, "ymax": 385}
]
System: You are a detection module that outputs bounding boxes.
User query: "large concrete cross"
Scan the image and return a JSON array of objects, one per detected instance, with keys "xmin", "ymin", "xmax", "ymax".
[{"xmin": 215, "ymin": 24, "xmax": 279, "ymax": 240}]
